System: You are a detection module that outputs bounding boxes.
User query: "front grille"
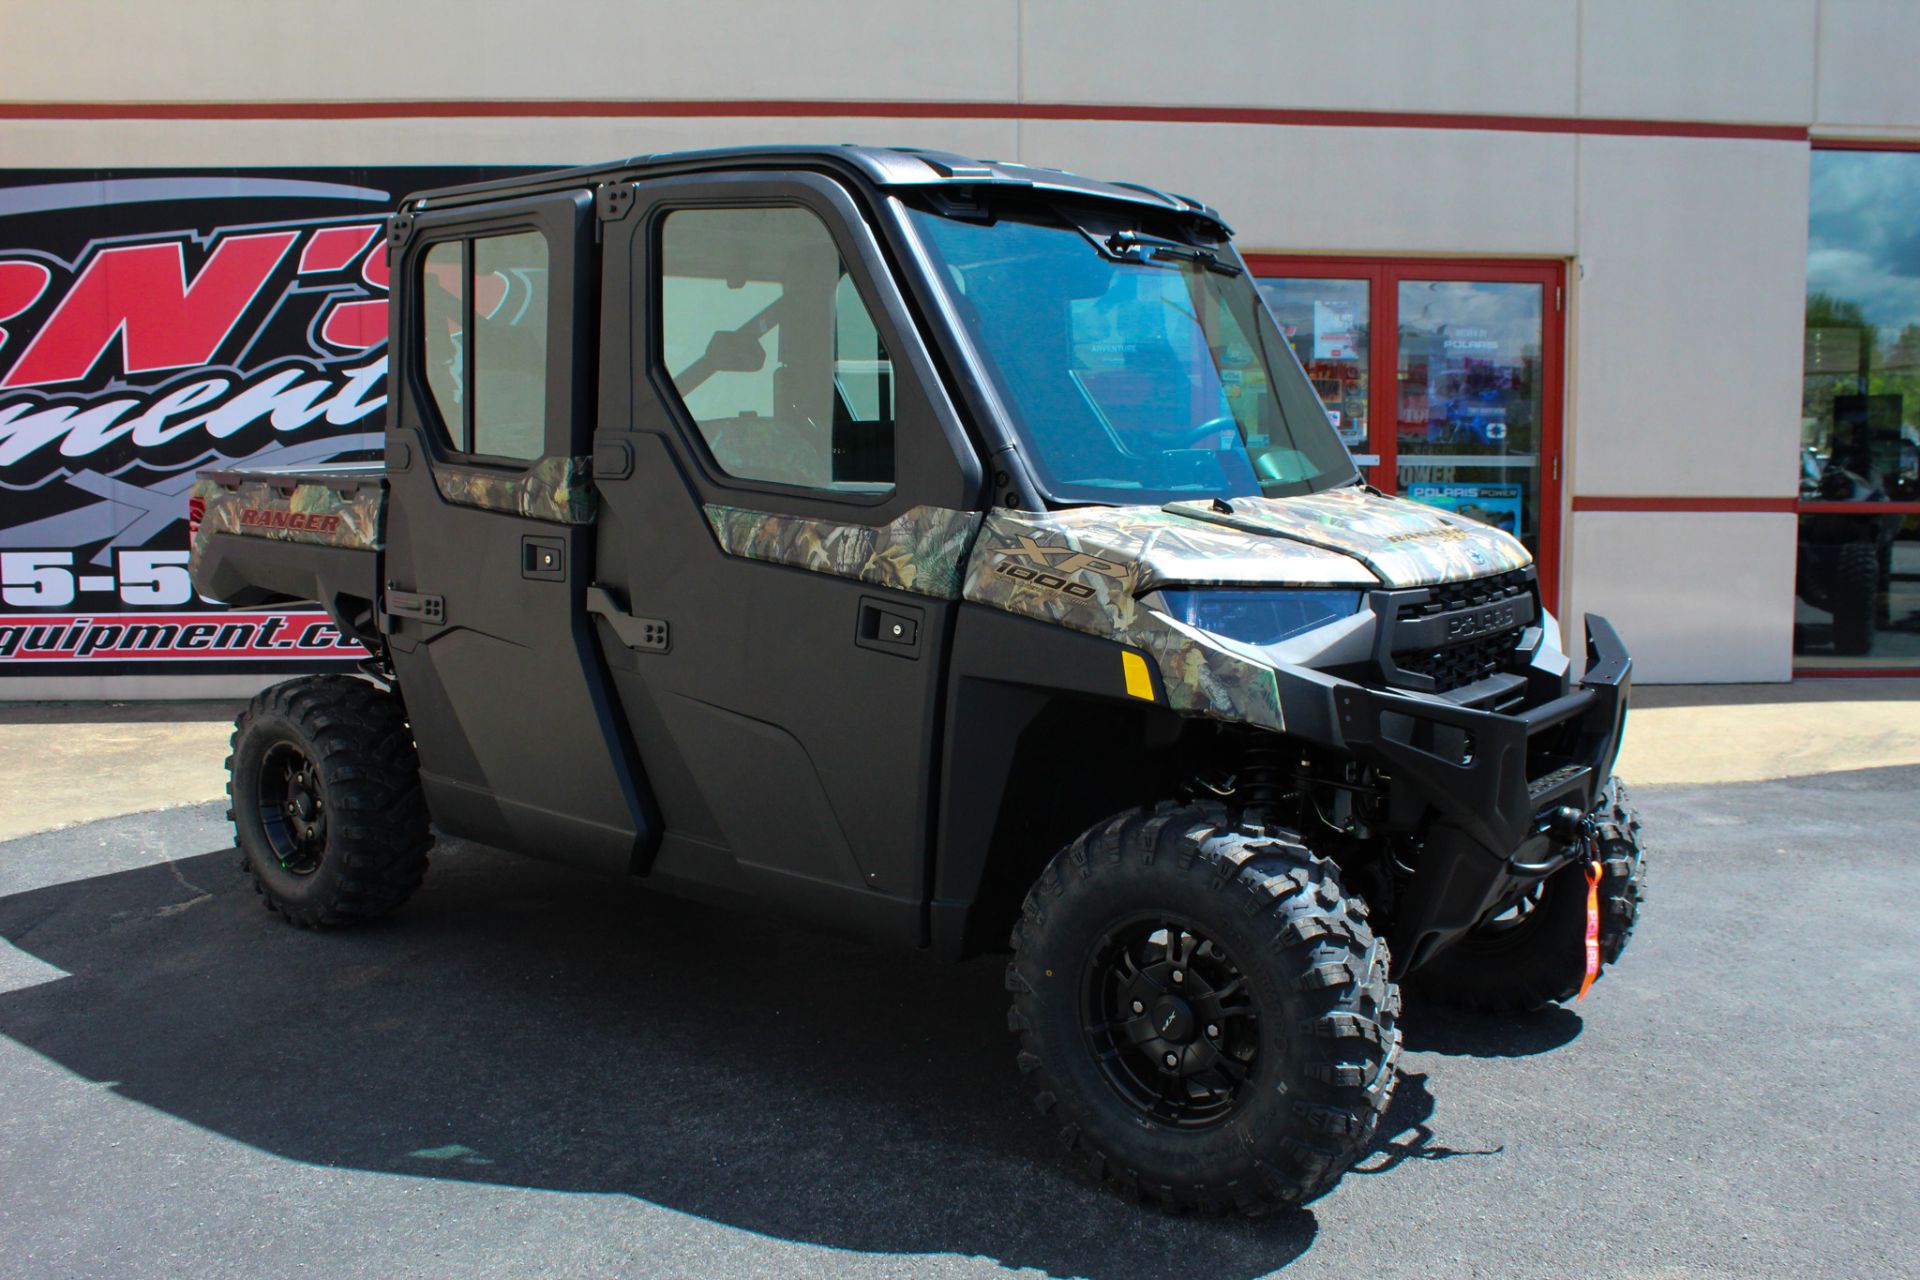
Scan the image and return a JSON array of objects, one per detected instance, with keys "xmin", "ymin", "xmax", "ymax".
[
  {"xmin": 1390, "ymin": 569, "xmax": 1534, "ymax": 692},
  {"xmin": 1394, "ymin": 569, "xmax": 1532, "ymax": 623},
  {"xmin": 1397, "ymin": 628, "xmax": 1522, "ymax": 690}
]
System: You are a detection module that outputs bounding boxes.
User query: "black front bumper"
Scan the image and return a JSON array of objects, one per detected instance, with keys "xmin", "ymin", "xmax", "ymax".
[{"xmin": 1322, "ymin": 614, "xmax": 1632, "ymax": 974}]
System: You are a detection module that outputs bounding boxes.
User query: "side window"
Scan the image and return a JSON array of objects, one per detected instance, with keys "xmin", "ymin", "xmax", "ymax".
[
  {"xmin": 418, "ymin": 230, "xmax": 550, "ymax": 462},
  {"xmin": 660, "ymin": 206, "xmax": 895, "ymax": 492}
]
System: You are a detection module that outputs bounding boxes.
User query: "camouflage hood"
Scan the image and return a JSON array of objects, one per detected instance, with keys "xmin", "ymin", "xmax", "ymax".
[
  {"xmin": 1156, "ymin": 486, "xmax": 1531, "ymax": 589},
  {"xmin": 968, "ymin": 486, "xmax": 1530, "ymax": 601}
]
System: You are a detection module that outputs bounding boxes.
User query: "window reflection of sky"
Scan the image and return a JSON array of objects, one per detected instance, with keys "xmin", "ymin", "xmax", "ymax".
[
  {"xmin": 1397, "ymin": 281, "xmax": 1540, "ymax": 358},
  {"xmin": 1808, "ymin": 150, "xmax": 1920, "ymax": 334}
]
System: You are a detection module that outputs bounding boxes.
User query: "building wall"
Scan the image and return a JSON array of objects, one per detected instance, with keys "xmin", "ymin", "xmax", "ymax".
[{"xmin": 2, "ymin": 0, "xmax": 1917, "ymax": 693}]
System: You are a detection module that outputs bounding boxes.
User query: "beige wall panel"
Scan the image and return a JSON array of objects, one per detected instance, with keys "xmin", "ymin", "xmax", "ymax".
[
  {"xmin": 1814, "ymin": 0, "xmax": 1920, "ymax": 131},
  {"xmin": 0, "ymin": 117, "xmax": 1025, "ymax": 171},
  {"xmin": 1019, "ymin": 121, "xmax": 1577, "ymax": 256},
  {"xmin": 0, "ymin": 0, "xmax": 1019, "ymax": 103},
  {"xmin": 0, "ymin": 674, "xmax": 278, "ymax": 702},
  {"xmin": 1578, "ymin": 0, "xmax": 1816, "ymax": 125},
  {"xmin": 1569, "ymin": 512, "xmax": 1796, "ymax": 683},
  {"xmin": 1571, "ymin": 135, "xmax": 1807, "ymax": 498},
  {"xmin": 1020, "ymin": 0, "xmax": 1578, "ymax": 117}
]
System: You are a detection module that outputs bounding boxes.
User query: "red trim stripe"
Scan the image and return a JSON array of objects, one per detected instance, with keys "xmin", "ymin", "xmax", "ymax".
[
  {"xmin": 1571, "ymin": 496, "xmax": 1799, "ymax": 514},
  {"xmin": 0, "ymin": 98, "xmax": 1811, "ymax": 141},
  {"xmin": 1813, "ymin": 137, "xmax": 1920, "ymax": 153},
  {"xmin": 1793, "ymin": 667, "xmax": 1920, "ymax": 679},
  {"xmin": 1799, "ymin": 500, "xmax": 1920, "ymax": 515}
]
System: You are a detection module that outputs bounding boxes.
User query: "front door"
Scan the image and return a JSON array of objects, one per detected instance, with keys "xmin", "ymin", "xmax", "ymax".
[
  {"xmin": 587, "ymin": 172, "xmax": 984, "ymax": 946},
  {"xmin": 1251, "ymin": 259, "xmax": 1565, "ymax": 606}
]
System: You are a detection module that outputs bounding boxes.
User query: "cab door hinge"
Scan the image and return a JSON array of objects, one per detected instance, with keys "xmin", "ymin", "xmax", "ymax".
[
  {"xmin": 597, "ymin": 183, "xmax": 635, "ymax": 223},
  {"xmin": 385, "ymin": 588, "xmax": 445, "ymax": 625}
]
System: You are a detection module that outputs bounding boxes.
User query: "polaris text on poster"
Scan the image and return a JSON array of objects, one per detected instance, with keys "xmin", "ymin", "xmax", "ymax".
[{"xmin": 0, "ymin": 168, "xmax": 527, "ymax": 675}]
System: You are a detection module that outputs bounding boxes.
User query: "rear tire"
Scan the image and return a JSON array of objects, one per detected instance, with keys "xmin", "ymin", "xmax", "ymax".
[
  {"xmin": 1830, "ymin": 540, "xmax": 1879, "ymax": 656},
  {"xmin": 1007, "ymin": 803, "xmax": 1399, "ymax": 1215},
  {"xmin": 228, "ymin": 674, "xmax": 431, "ymax": 928},
  {"xmin": 1411, "ymin": 777, "xmax": 1646, "ymax": 1014}
]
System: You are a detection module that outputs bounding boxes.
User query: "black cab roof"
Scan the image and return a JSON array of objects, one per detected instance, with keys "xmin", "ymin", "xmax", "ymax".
[{"xmin": 402, "ymin": 144, "xmax": 1228, "ymax": 230}]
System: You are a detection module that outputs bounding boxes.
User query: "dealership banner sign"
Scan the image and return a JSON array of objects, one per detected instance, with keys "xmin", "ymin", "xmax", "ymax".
[{"xmin": 0, "ymin": 167, "xmax": 523, "ymax": 676}]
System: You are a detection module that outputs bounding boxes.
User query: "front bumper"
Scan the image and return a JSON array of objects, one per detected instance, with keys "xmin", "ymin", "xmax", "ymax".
[{"xmin": 1305, "ymin": 614, "xmax": 1632, "ymax": 974}]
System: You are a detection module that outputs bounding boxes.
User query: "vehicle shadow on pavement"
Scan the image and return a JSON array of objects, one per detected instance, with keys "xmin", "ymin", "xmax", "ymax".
[
  {"xmin": 0, "ymin": 838, "xmax": 1329, "ymax": 1279},
  {"xmin": 1397, "ymin": 1003, "xmax": 1582, "ymax": 1058}
]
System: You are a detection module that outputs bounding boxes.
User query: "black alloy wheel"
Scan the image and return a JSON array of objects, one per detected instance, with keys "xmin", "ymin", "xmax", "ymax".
[
  {"xmin": 1083, "ymin": 917, "xmax": 1257, "ymax": 1130},
  {"xmin": 257, "ymin": 741, "xmax": 327, "ymax": 876}
]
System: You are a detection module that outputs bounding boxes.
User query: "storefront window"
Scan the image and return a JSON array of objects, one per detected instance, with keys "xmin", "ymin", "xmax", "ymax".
[
  {"xmin": 1797, "ymin": 149, "xmax": 1920, "ymax": 668},
  {"xmin": 1256, "ymin": 277, "xmax": 1371, "ymax": 455},
  {"xmin": 1395, "ymin": 280, "xmax": 1544, "ymax": 555}
]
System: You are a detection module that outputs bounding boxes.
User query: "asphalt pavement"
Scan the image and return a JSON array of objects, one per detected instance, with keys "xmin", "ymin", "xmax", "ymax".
[{"xmin": 1, "ymin": 761, "xmax": 1915, "ymax": 1279}]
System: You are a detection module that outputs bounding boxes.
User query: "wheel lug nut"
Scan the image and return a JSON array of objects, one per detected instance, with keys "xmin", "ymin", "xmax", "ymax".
[
  {"xmin": 1163, "ymin": 1052, "xmax": 1179, "ymax": 1068},
  {"xmin": 1131, "ymin": 1000, "xmax": 1145, "ymax": 1015},
  {"xmin": 1171, "ymin": 970, "xmax": 1184, "ymax": 984},
  {"xmin": 1206, "ymin": 1024, "xmax": 1219, "ymax": 1038}
]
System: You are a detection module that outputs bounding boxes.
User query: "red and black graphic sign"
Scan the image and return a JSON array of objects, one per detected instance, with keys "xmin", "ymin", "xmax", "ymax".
[{"xmin": 0, "ymin": 166, "xmax": 526, "ymax": 675}]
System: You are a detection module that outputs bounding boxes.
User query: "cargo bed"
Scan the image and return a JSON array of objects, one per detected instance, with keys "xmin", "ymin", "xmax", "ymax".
[{"xmin": 189, "ymin": 461, "xmax": 387, "ymax": 645}]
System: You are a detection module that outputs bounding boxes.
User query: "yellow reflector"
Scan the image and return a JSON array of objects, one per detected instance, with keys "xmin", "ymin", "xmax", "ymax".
[{"xmin": 1121, "ymin": 651, "xmax": 1154, "ymax": 701}]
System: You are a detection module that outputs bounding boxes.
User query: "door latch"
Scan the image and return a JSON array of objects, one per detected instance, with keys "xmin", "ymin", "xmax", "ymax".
[{"xmin": 856, "ymin": 597, "xmax": 924, "ymax": 658}]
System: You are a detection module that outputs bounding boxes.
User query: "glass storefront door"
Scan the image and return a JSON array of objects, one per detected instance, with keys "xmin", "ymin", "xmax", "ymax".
[
  {"xmin": 1255, "ymin": 276, "xmax": 1375, "ymax": 472},
  {"xmin": 1248, "ymin": 258, "xmax": 1565, "ymax": 603},
  {"xmin": 1394, "ymin": 279, "xmax": 1547, "ymax": 555}
]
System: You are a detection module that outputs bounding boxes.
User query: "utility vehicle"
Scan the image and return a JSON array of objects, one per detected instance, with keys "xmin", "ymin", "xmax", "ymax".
[{"xmin": 191, "ymin": 146, "xmax": 1646, "ymax": 1215}]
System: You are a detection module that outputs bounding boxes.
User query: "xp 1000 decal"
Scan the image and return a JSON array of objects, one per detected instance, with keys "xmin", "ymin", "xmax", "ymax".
[{"xmin": 0, "ymin": 167, "xmax": 527, "ymax": 675}]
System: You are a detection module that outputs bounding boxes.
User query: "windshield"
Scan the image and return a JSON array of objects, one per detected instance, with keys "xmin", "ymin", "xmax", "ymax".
[{"xmin": 907, "ymin": 203, "xmax": 1358, "ymax": 505}]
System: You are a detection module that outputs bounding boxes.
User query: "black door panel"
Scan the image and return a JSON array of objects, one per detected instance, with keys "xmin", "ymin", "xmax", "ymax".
[
  {"xmin": 591, "ymin": 172, "xmax": 984, "ymax": 945},
  {"xmin": 383, "ymin": 190, "xmax": 657, "ymax": 875}
]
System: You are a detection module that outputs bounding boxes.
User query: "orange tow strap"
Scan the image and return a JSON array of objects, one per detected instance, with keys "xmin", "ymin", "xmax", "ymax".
[{"xmin": 1576, "ymin": 859, "xmax": 1602, "ymax": 1001}]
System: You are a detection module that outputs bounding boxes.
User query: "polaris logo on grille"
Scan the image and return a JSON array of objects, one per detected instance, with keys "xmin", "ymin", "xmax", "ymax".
[{"xmin": 1446, "ymin": 601, "xmax": 1518, "ymax": 641}]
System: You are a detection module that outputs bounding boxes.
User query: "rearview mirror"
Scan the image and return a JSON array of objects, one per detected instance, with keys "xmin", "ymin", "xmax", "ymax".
[{"xmin": 703, "ymin": 328, "xmax": 766, "ymax": 374}]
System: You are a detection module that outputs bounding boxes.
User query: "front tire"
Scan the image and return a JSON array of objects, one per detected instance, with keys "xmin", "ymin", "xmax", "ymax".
[
  {"xmin": 1411, "ymin": 777, "xmax": 1646, "ymax": 1014},
  {"xmin": 1007, "ymin": 803, "xmax": 1399, "ymax": 1215},
  {"xmin": 228, "ymin": 675, "xmax": 432, "ymax": 928}
]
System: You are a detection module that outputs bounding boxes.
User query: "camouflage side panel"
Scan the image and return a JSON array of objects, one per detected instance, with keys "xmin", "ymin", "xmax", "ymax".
[
  {"xmin": 1163, "ymin": 488, "xmax": 1531, "ymax": 587},
  {"xmin": 702, "ymin": 504, "xmax": 985, "ymax": 599},
  {"xmin": 190, "ymin": 474, "xmax": 384, "ymax": 584},
  {"xmin": 433, "ymin": 454, "xmax": 597, "ymax": 524},
  {"xmin": 962, "ymin": 509, "xmax": 1287, "ymax": 730}
]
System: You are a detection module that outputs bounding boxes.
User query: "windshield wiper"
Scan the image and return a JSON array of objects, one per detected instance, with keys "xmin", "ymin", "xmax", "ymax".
[{"xmin": 1102, "ymin": 230, "xmax": 1243, "ymax": 277}]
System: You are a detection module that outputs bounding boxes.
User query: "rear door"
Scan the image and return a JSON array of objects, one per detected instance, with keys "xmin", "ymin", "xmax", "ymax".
[
  {"xmin": 589, "ymin": 172, "xmax": 984, "ymax": 944},
  {"xmin": 383, "ymin": 190, "xmax": 653, "ymax": 874}
]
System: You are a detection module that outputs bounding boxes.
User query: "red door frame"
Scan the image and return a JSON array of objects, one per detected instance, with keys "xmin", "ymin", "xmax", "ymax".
[{"xmin": 1246, "ymin": 255, "xmax": 1568, "ymax": 610}]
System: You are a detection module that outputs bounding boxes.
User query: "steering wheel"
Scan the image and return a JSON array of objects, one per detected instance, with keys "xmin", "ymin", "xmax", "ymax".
[{"xmin": 1162, "ymin": 414, "xmax": 1242, "ymax": 450}]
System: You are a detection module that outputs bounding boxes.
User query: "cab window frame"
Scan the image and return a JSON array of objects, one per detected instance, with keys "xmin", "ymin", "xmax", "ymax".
[
  {"xmin": 409, "ymin": 219, "xmax": 563, "ymax": 472},
  {"xmin": 625, "ymin": 171, "xmax": 984, "ymax": 522},
  {"xmin": 649, "ymin": 198, "xmax": 900, "ymax": 504}
]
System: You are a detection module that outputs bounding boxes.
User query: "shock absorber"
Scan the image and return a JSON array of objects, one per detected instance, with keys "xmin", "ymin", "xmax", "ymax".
[{"xmin": 1237, "ymin": 740, "xmax": 1293, "ymax": 819}]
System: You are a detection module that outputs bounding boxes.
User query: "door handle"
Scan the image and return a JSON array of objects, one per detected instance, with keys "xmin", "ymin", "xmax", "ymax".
[
  {"xmin": 587, "ymin": 586, "xmax": 670, "ymax": 653},
  {"xmin": 856, "ymin": 597, "xmax": 923, "ymax": 658}
]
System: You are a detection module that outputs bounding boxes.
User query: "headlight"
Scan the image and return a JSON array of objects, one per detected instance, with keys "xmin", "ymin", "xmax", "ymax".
[{"xmin": 1157, "ymin": 588, "xmax": 1367, "ymax": 646}]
